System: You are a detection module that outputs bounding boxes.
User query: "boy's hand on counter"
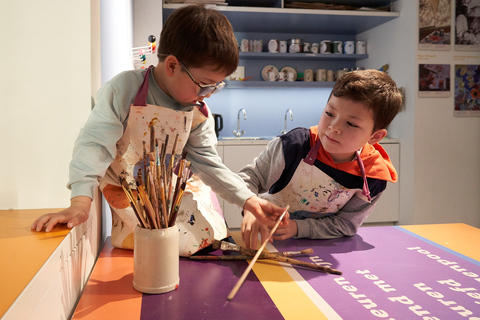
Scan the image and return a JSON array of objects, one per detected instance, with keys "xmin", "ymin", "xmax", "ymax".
[
  {"xmin": 31, "ymin": 196, "xmax": 92, "ymax": 232},
  {"xmin": 270, "ymin": 217, "xmax": 298, "ymax": 241},
  {"xmin": 243, "ymin": 195, "xmax": 288, "ymax": 228}
]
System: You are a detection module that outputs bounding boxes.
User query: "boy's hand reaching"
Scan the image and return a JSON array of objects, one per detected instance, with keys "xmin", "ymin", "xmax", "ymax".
[
  {"xmin": 242, "ymin": 207, "xmax": 298, "ymax": 249},
  {"xmin": 241, "ymin": 210, "xmax": 269, "ymax": 249},
  {"xmin": 31, "ymin": 196, "xmax": 92, "ymax": 232},
  {"xmin": 241, "ymin": 196, "xmax": 291, "ymax": 249},
  {"xmin": 243, "ymin": 195, "xmax": 287, "ymax": 227}
]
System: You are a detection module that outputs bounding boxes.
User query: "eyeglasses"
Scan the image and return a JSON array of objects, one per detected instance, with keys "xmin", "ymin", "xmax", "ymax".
[{"xmin": 179, "ymin": 61, "xmax": 225, "ymax": 97}]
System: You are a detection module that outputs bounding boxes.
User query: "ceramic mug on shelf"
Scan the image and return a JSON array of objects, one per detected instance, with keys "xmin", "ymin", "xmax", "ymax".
[
  {"xmin": 287, "ymin": 71, "xmax": 296, "ymax": 82},
  {"xmin": 240, "ymin": 39, "xmax": 249, "ymax": 52},
  {"xmin": 279, "ymin": 41, "xmax": 287, "ymax": 53},
  {"xmin": 316, "ymin": 69, "xmax": 327, "ymax": 81},
  {"xmin": 343, "ymin": 41, "xmax": 355, "ymax": 54},
  {"xmin": 327, "ymin": 70, "xmax": 337, "ymax": 82},
  {"xmin": 268, "ymin": 39, "xmax": 279, "ymax": 53},
  {"xmin": 268, "ymin": 70, "xmax": 277, "ymax": 81},
  {"xmin": 304, "ymin": 69, "xmax": 313, "ymax": 82},
  {"xmin": 320, "ymin": 40, "xmax": 332, "ymax": 54},
  {"xmin": 333, "ymin": 41, "xmax": 343, "ymax": 54},
  {"xmin": 278, "ymin": 70, "xmax": 288, "ymax": 81},
  {"xmin": 356, "ymin": 41, "xmax": 367, "ymax": 54}
]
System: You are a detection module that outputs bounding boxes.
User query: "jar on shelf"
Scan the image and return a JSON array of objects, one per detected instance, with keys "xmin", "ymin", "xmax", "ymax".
[{"xmin": 288, "ymin": 38, "xmax": 303, "ymax": 53}]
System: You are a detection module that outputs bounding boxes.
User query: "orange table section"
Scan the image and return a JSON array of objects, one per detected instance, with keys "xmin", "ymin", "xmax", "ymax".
[
  {"xmin": 1, "ymin": 200, "xmax": 102, "ymax": 320},
  {"xmin": 0, "ymin": 209, "xmax": 69, "ymax": 318}
]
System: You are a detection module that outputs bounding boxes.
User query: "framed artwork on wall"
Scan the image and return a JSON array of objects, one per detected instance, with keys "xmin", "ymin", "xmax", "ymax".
[
  {"xmin": 454, "ymin": 0, "xmax": 480, "ymax": 51},
  {"xmin": 419, "ymin": 0, "xmax": 452, "ymax": 51},
  {"xmin": 419, "ymin": 64, "xmax": 451, "ymax": 97},
  {"xmin": 454, "ymin": 64, "xmax": 480, "ymax": 116}
]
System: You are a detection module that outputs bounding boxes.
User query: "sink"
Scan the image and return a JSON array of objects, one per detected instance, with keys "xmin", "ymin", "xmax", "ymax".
[
  {"xmin": 221, "ymin": 137, "xmax": 262, "ymax": 140},
  {"xmin": 220, "ymin": 137, "xmax": 273, "ymax": 141}
]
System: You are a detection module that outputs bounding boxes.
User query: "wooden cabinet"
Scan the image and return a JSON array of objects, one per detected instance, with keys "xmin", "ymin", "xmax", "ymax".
[{"xmin": 216, "ymin": 139, "xmax": 400, "ymax": 228}]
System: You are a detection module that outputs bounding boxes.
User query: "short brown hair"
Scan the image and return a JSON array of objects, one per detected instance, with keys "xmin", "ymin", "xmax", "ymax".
[
  {"xmin": 158, "ymin": 4, "xmax": 239, "ymax": 75},
  {"xmin": 330, "ymin": 70, "xmax": 402, "ymax": 132}
]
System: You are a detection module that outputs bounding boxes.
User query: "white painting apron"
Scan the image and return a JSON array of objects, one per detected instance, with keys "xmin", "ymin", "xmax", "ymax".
[
  {"xmin": 262, "ymin": 138, "xmax": 371, "ymax": 219},
  {"xmin": 99, "ymin": 66, "xmax": 227, "ymax": 252}
]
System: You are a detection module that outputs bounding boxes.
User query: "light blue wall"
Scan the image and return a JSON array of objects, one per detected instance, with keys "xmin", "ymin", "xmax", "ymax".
[{"xmin": 207, "ymin": 87, "xmax": 331, "ymax": 139}]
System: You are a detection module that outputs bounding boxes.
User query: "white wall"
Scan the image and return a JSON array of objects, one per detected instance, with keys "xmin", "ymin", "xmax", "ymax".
[
  {"xmin": 0, "ymin": 1, "xmax": 100, "ymax": 210},
  {"xmin": 362, "ymin": 0, "xmax": 480, "ymax": 228}
]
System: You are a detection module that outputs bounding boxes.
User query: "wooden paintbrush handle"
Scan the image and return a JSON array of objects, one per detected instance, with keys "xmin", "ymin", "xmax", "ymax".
[{"xmin": 267, "ymin": 255, "xmax": 342, "ymax": 275}]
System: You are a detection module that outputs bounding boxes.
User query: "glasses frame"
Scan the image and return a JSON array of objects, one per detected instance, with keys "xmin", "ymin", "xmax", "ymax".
[{"xmin": 179, "ymin": 61, "xmax": 225, "ymax": 97}]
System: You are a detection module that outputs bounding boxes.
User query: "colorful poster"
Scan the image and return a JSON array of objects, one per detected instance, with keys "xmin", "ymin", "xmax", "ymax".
[
  {"xmin": 419, "ymin": 0, "xmax": 452, "ymax": 50},
  {"xmin": 419, "ymin": 64, "xmax": 451, "ymax": 97},
  {"xmin": 455, "ymin": 0, "xmax": 480, "ymax": 51},
  {"xmin": 454, "ymin": 64, "xmax": 480, "ymax": 116}
]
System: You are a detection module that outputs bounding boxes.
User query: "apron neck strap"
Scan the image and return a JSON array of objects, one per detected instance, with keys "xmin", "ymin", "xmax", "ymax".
[
  {"xmin": 134, "ymin": 65, "xmax": 154, "ymax": 106},
  {"xmin": 305, "ymin": 138, "xmax": 322, "ymax": 165},
  {"xmin": 355, "ymin": 151, "xmax": 372, "ymax": 202}
]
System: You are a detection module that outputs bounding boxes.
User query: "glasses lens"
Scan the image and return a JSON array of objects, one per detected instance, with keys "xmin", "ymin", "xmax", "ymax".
[
  {"xmin": 215, "ymin": 82, "xmax": 225, "ymax": 93},
  {"xmin": 197, "ymin": 86, "xmax": 215, "ymax": 97},
  {"xmin": 197, "ymin": 82, "xmax": 225, "ymax": 97}
]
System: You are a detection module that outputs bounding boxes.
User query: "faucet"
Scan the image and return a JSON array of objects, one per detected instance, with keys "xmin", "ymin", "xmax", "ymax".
[
  {"xmin": 281, "ymin": 109, "xmax": 294, "ymax": 134},
  {"xmin": 233, "ymin": 108, "xmax": 247, "ymax": 137}
]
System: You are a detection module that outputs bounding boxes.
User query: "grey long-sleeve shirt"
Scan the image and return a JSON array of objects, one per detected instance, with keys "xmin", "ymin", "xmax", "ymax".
[{"xmin": 68, "ymin": 67, "xmax": 253, "ymax": 208}]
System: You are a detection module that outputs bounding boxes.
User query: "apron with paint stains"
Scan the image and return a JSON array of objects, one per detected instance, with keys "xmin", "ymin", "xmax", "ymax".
[
  {"xmin": 261, "ymin": 138, "xmax": 371, "ymax": 220},
  {"xmin": 99, "ymin": 66, "xmax": 227, "ymax": 250}
]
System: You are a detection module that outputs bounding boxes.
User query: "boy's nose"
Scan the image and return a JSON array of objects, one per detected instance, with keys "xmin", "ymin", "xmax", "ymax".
[{"xmin": 328, "ymin": 123, "xmax": 341, "ymax": 134}]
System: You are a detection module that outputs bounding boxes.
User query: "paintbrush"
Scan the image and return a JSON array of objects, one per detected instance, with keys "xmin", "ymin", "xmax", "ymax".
[
  {"xmin": 119, "ymin": 177, "xmax": 147, "ymax": 228},
  {"xmin": 213, "ymin": 240, "xmax": 340, "ymax": 274},
  {"xmin": 213, "ymin": 240, "xmax": 313, "ymax": 257},
  {"xmin": 228, "ymin": 206, "xmax": 289, "ymax": 300},
  {"xmin": 190, "ymin": 255, "xmax": 262, "ymax": 260}
]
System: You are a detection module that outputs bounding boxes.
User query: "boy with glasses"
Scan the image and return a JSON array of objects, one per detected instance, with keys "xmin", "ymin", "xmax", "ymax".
[{"xmin": 32, "ymin": 4, "xmax": 286, "ymax": 249}]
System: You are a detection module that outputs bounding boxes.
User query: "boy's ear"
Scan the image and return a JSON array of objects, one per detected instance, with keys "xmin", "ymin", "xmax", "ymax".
[
  {"xmin": 164, "ymin": 55, "xmax": 179, "ymax": 77},
  {"xmin": 368, "ymin": 129, "xmax": 387, "ymax": 145}
]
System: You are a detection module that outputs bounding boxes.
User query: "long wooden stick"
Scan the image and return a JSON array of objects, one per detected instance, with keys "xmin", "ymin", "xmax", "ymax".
[{"xmin": 227, "ymin": 206, "xmax": 289, "ymax": 301}]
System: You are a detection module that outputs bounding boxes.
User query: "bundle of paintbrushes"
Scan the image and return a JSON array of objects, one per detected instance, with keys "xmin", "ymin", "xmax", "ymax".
[{"xmin": 119, "ymin": 128, "xmax": 192, "ymax": 229}]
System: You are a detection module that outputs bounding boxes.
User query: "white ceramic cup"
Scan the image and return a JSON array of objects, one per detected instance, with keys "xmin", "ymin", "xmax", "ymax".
[
  {"xmin": 327, "ymin": 70, "xmax": 337, "ymax": 82},
  {"xmin": 278, "ymin": 70, "xmax": 287, "ymax": 81},
  {"xmin": 344, "ymin": 41, "xmax": 355, "ymax": 54},
  {"xmin": 240, "ymin": 39, "xmax": 249, "ymax": 52},
  {"xmin": 133, "ymin": 225, "xmax": 179, "ymax": 294},
  {"xmin": 268, "ymin": 39, "xmax": 279, "ymax": 53},
  {"xmin": 279, "ymin": 41, "xmax": 287, "ymax": 53},
  {"xmin": 356, "ymin": 41, "xmax": 367, "ymax": 54},
  {"xmin": 268, "ymin": 71, "xmax": 277, "ymax": 81},
  {"xmin": 316, "ymin": 69, "xmax": 327, "ymax": 81},
  {"xmin": 304, "ymin": 69, "xmax": 313, "ymax": 82},
  {"xmin": 287, "ymin": 71, "xmax": 296, "ymax": 82}
]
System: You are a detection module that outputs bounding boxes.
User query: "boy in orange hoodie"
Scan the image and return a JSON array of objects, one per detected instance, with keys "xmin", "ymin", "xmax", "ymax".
[{"xmin": 240, "ymin": 70, "xmax": 402, "ymax": 249}]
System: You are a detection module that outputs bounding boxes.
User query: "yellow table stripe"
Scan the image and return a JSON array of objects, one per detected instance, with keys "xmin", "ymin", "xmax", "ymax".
[
  {"xmin": 400, "ymin": 223, "xmax": 480, "ymax": 261},
  {"xmin": 231, "ymin": 233, "xmax": 332, "ymax": 320}
]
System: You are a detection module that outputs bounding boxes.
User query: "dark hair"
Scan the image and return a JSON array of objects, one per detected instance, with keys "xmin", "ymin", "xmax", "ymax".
[
  {"xmin": 158, "ymin": 4, "xmax": 239, "ymax": 75},
  {"xmin": 330, "ymin": 70, "xmax": 402, "ymax": 132}
]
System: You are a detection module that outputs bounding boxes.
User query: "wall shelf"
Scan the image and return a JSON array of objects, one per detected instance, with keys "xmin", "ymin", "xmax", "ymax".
[
  {"xmin": 239, "ymin": 52, "xmax": 368, "ymax": 60},
  {"xmin": 163, "ymin": 4, "xmax": 399, "ymax": 34},
  {"xmin": 225, "ymin": 80, "xmax": 335, "ymax": 88}
]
